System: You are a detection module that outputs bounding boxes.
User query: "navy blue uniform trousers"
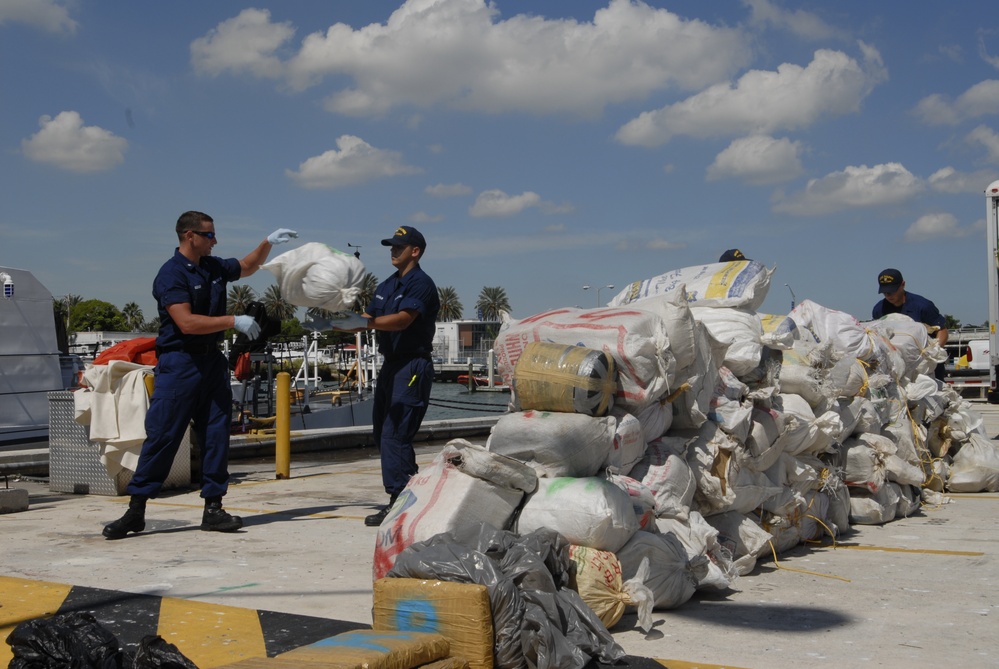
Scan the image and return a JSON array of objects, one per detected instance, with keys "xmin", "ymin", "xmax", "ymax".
[
  {"xmin": 127, "ymin": 350, "xmax": 232, "ymax": 499},
  {"xmin": 372, "ymin": 356, "xmax": 434, "ymax": 496}
]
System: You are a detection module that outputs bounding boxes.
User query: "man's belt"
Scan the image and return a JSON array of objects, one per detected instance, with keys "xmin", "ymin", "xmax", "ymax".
[
  {"xmin": 157, "ymin": 342, "xmax": 219, "ymax": 355},
  {"xmin": 384, "ymin": 352, "xmax": 432, "ymax": 363}
]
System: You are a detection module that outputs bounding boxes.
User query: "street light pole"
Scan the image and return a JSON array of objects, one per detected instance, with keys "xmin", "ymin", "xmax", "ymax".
[{"xmin": 582, "ymin": 284, "xmax": 615, "ymax": 307}]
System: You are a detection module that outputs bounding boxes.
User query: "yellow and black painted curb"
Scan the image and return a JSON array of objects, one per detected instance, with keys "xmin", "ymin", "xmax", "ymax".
[{"xmin": 0, "ymin": 576, "xmax": 365, "ymax": 668}]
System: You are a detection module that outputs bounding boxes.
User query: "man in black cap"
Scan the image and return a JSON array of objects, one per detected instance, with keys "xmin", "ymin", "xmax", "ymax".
[
  {"xmin": 333, "ymin": 225, "xmax": 440, "ymax": 526},
  {"xmin": 872, "ymin": 268, "xmax": 948, "ymax": 380},
  {"xmin": 719, "ymin": 249, "xmax": 749, "ymax": 262}
]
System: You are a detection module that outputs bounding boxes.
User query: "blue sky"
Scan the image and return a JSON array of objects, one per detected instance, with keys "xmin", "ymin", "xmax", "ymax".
[{"xmin": 3, "ymin": 0, "xmax": 999, "ymax": 326}]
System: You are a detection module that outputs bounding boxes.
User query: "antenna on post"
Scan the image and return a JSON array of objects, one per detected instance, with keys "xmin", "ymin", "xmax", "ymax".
[{"xmin": 347, "ymin": 243, "xmax": 362, "ymax": 259}]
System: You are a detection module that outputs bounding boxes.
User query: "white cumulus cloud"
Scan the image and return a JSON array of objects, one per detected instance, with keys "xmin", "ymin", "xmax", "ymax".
[
  {"xmin": 0, "ymin": 0, "xmax": 76, "ymax": 33},
  {"xmin": 469, "ymin": 189, "xmax": 541, "ymax": 217},
  {"xmin": 928, "ymin": 166, "xmax": 999, "ymax": 193},
  {"xmin": 966, "ymin": 124, "xmax": 999, "ymax": 164},
  {"xmin": 191, "ymin": 8, "xmax": 294, "ymax": 79},
  {"xmin": 194, "ymin": 0, "xmax": 749, "ymax": 117},
  {"xmin": 21, "ymin": 111, "xmax": 127, "ymax": 172},
  {"xmin": 913, "ymin": 80, "xmax": 999, "ymax": 126},
  {"xmin": 773, "ymin": 162, "xmax": 922, "ymax": 216},
  {"xmin": 742, "ymin": 0, "xmax": 843, "ymax": 40},
  {"xmin": 904, "ymin": 213, "xmax": 979, "ymax": 242},
  {"xmin": 410, "ymin": 211, "xmax": 444, "ymax": 224},
  {"xmin": 426, "ymin": 183, "xmax": 472, "ymax": 198},
  {"xmin": 286, "ymin": 135, "xmax": 422, "ymax": 189},
  {"xmin": 616, "ymin": 44, "xmax": 887, "ymax": 147},
  {"xmin": 706, "ymin": 135, "xmax": 804, "ymax": 185}
]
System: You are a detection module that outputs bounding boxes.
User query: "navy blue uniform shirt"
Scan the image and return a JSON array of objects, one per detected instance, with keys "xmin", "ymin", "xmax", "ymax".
[
  {"xmin": 872, "ymin": 290, "xmax": 946, "ymax": 329},
  {"xmin": 153, "ymin": 249, "xmax": 241, "ymax": 351},
  {"xmin": 369, "ymin": 265, "xmax": 440, "ymax": 359}
]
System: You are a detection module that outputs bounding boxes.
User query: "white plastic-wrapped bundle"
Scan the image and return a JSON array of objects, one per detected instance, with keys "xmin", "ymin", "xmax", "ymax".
[
  {"xmin": 708, "ymin": 366, "xmax": 753, "ymax": 443},
  {"xmin": 690, "ymin": 306, "xmax": 763, "ymax": 378},
  {"xmin": 764, "ymin": 452, "xmax": 823, "ymax": 496},
  {"xmin": 759, "ymin": 313, "xmax": 798, "ymax": 350},
  {"xmin": 896, "ymin": 484, "xmax": 922, "ymax": 518},
  {"xmin": 494, "ymin": 306, "xmax": 674, "ymax": 412},
  {"xmin": 656, "ymin": 511, "xmax": 739, "ymax": 591},
  {"xmin": 516, "ymin": 476, "xmax": 639, "ymax": 552},
  {"xmin": 826, "ymin": 356, "xmax": 870, "ymax": 400},
  {"xmin": 778, "ymin": 362, "xmax": 825, "ymax": 408},
  {"xmin": 262, "ymin": 242, "xmax": 366, "ymax": 311},
  {"xmin": 788, "ymin": 299, "xmax": 877, "ymax": 361},
  {"xmin": 629, "ymin": 400, "xmax": 673, "ymax": 444},
  {"xmin": 629, "ymin": 437, "xmax": 697, "ymax": 521},
  {"xmin": 947, "ymin": 433, "xmax": 999, "ymax": 492},
  {"xmin": 842, "ymin": 433, "xmax": 894, "ymax": 493},
  {"xmin": 738, "ymin": 406, "xmax": 790, "ymax": 472},
  {"xmin": 616, "ymin": 531, "xmax": 706, "ymax": 609},
  {"xmin": 683, "ymin": 422, "xmax": 739, "ymax": 516},
  {"xmin": 903, "ymin": 374, "xmax": 948, "ymax": 423},
  {"xmin": 774, "ymin": 393, "xmax": 822, "ymax": 456},
  {"xmin": 704, "ymin": 511, "xmax": 774, "ymax": 576},
  {"xmin": 605, "ymin": 472, "xmax": 658, "ymax": 532},
  {"xmin": 486, "ymin": 410, "xmax": 614, "ymax": 478},
  {"xmin": 885, "ymin": 453, "xmax": 926, "ymax": 487},
  {"xmin": 849, "ymin": 483, "xmax": 901, "ymax": 525},
  {"xmin": 729, "ymin": 464, "xmax": 783, "ymax": 515},
  {"xmin": 670, "ymin": 321, "xmax": 724, "ymax": 430},
  {"xmin": 512, "ymin": 341, "xmax": 617, "ymax": 416},
  {"xmin": 866, "ymin": 314, "xmax": 947, "ymax": 380},
  {"xmin": 372, "ymin": 439, "xmax": 537, "ymax": 580},
  {"xmin": 615, "ymin": 286, "xmax": 700, "ymax": 373},
  {"xmin": 609, "ymin": 260, "xmax": 775, "ymax": 311},
  {"xmin": 821, "ymin": 471, "xmax": 852, "ymax": 536},
  {"xmin": 604, "ymin": 410, "xmax": 647, "ymax": 475}
]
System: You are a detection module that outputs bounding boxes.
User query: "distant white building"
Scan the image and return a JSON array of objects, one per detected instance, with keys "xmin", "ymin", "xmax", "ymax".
[
  {"xmin": 69, "ymin": 331, "xmax": 150, "ymax": 358},
  {"xmin": 432, "ymin": 319, "xmax": 502, "ymax": 363}
]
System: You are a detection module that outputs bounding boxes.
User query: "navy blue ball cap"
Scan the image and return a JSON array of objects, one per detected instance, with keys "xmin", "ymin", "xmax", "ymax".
[
  {"xmin": 719, "ymin": 248, "xmax": 748, "ymax": 262},
  {"xmin": 878, "ymin": 268, "xmax": 903, "ymax": 293},
  {"xmin": 381, "ymin": 225, "xmax": 426, "ymax": 251}
]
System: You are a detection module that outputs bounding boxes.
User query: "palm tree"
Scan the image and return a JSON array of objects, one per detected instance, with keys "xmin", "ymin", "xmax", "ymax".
[
  {"xmin": 227, "ymin": 284, "xmax": 256, "ymax": 315},
  {"xmin": 475, "ymin": 286, "xmax": 510, "ymax": 321},
  {"xmin": 353, "ymin": 272, "xmax": 380, "ymax": 314},
  {"xmin": 122, "ymin": 302, "xmax": 144, "ymax": 331},
  {"xmin": 263, "ymin": 284, "xmax": 296, "ymax": 321},
  {"xmin": 437, "ymin": 286, "xmax": 463, "ymax": 322},
  {"xmin": 61, "ymin": 294, "xmax": 82, "ymax": 333}
]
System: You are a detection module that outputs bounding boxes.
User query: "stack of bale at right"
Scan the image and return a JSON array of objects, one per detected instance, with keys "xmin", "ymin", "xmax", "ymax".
[{"xmin": 490, "ymin": 258, "xmax": 999, "ymax": 613}]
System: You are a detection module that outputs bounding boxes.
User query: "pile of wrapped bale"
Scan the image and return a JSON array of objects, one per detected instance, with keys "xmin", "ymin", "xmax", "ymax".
[{"xmin": 373, "ymin": 259, "xmax": 999, "ymax": 649}]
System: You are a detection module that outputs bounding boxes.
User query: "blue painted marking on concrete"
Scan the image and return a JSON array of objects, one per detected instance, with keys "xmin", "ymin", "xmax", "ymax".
[
  {"xmin": 313, "ymin": 631, "xmax": 419, "ymax": 652},
  {"xmin": 394, "ymin": 599, "xmax": 439, "ymax": 633}
]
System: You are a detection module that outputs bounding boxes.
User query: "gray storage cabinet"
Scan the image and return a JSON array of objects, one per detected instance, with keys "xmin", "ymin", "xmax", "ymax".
[{"xmin": 48, "ymin": 391, "xmax": 193, "ymax": 495}]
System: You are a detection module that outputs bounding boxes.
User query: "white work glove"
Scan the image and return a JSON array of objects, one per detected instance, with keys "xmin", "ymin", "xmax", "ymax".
[
  {"xmin": 329, "ymin": 312, "xmax": 369, "ymax": 331},
  {"xmin": 233, "ymin": 314, "xmax": 261, "ymax": 340},
  {"xmin": 267, "ymin": 228, "xmax": 298, "ymax": 245}
]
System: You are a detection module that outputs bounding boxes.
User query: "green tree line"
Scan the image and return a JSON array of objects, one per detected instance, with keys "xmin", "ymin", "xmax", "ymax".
[{"xmin": 54, "ymin": 278, "xmax": 512, "ymax": 336}]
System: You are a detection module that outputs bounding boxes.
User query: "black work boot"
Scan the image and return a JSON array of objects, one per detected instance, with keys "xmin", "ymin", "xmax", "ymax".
[
  {"xmin": 364, "ymin": 494, "xmax": 397, "ymax": 527},
  {"xmin": 201, "ymin": 497, "xmax": 242, "ymax": 532},
  {"xmin": 103, "ymin": 495, "xmax": 147, "ymax": 540}
]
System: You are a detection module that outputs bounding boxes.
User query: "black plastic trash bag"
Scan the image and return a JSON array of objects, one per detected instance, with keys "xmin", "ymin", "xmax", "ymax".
[
  {"xmin": 130, "ymin": 635, "xmax": 198, "ymax": 669},
  {"xmin": 387, "ymin": 524, "xmax": 625, "ymax": 669},
  {"xmin": 5, "ymin": 612, "xmax": 124, "ymax": 669}
]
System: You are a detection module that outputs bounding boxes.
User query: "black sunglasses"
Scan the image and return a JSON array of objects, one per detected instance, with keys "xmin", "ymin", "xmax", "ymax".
[{"xmin": 190, "ymin": 230, "xmax": 216, "ymax": 240}]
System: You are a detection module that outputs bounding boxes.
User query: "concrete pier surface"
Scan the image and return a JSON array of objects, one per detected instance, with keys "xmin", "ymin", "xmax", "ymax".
[{"xmin": 2, "ymin": 403, "xmax": 998, "ymax": 668}]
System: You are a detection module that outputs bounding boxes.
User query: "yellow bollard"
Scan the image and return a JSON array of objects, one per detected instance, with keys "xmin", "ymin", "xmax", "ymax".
[{"xmin": 275, "ymin": 372, "xmax": 291, "ymax": 479}]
